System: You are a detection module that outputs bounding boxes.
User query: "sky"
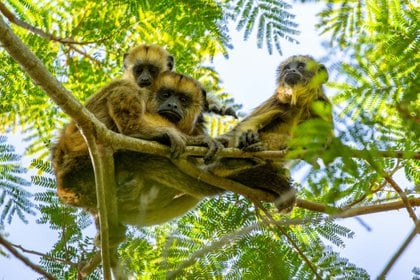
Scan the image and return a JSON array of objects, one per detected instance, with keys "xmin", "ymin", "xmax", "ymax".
[{"xmin": 1, "ymin": 2, "xmax": 419, "ymax": 279}]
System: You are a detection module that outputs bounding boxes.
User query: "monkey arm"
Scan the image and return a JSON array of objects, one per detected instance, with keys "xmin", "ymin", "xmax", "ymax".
[
  {"xmin": 106, "ymin": 91, "xmax": 187, "ymax": 157},
  {"xmin": 238, "ymin": 108, "xmax": 285, "ymax": 132},
  {"xmin": 227, "ymin": 108, "xmax": 285, "ymax": 148}
]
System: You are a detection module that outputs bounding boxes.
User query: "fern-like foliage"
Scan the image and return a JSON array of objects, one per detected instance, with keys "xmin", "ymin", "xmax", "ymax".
[
  {"xmin": 31, "ymin": 159, "xmax": 99, "ymax": 279},
  {"xmin": 0, "ymin": 135, "xmax": 34, "ymax": 225},
  {"xmin": 117, "ymin": 194, "xmax": 368, "ymax": 278},
  {"xmin": 319, "ymin": 0, "xmax": 419, "ymax": 189},
  {"xmin": 229, "ymin": 0, "xmax": 300, "ymax": 54}
]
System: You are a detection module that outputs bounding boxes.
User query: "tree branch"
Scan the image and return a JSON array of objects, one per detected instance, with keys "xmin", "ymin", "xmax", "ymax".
[
  {"xmin": 378, "ymin": 218, "xmax": 420, "ymax": 279},
  {"xmin": 365, "ymin": 158, "xmax": 418, "ymax": 224},
  {"xmin": 81, "ymin": 132, "xmax": 115, "ymax": 280},
  {"xmin": 0, "ymin": 2, "xmax": 104, "ymax": 45},
  {"xmin": 167, "ymin": 217, "xmax": 313, "ymax": 279},
  {"xmin": 383, "ymin": 175, "xmax": 417, "ymax": 223},
  {"xmin": 0, "ymin": 15, "xmax": 118, "ymax": 278},
  {"xmin": 8, "ymin": 242, "xmax": 77, "ymax": 267},
  {"xmin": 0, "ymin": 235, "xmax": 55, "ymax": 280},
  {"xmin": 296, "ymin": 198, "xmax": 420, "ymax": 218}
]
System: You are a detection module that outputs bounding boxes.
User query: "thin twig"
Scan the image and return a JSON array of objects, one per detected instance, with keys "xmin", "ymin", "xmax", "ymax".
[
  {"xmin": 256, "ymin": 202, "xmax": 323, "ymax": 280},
  {"xmin": 383, "ymin": 175, "xmax": 417, "ymax": 223},
  {"xmin": 0, "ymin": 2, "xmax": 103, "ymax": 45},
  {"xmin": 345, "ymin": 161, "xmax": 401, "ymax": 209},
  {"xmin": 378, "ymin": 218, "xmax": 420, "ymax": 279},
  {"xmin": 9, "ymin": 242, "xmax": 77, "ymax": 267},
  {"xmin": 296, "ymin": 198, "xmax": 420, "ymax": 218},
  {"xmin": 0, "ymin": 235, "xmax": 55, "ymax": 280},
  {"xmin": 166, "ymin": 218, "xmax": 313, "ymax": 279}
]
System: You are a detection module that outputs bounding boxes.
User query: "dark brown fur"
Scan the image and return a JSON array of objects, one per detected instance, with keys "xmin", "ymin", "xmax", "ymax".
[{"xmin": 52, "ymin": 72, "xmax": 223, "ymax": 218}]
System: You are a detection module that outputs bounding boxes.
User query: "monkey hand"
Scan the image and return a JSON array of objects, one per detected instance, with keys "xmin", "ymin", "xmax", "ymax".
[
  {"xmin": 215, "ymin": 135, "xmax": 230, "ymax": 147},
  {"xmin": 237, "ymin": 130, "xmax": 266, "ymax": 152},
  {"xmin": 164, "ymin": 128, "xmax": 187, "ymax": 158},
  {"xmin": 186, "ymin": 135, "xmax": 224, "ymax": 163},
  {"xmin": 208, "ymin": 104, "xmax": 237, "ymax": 118}
]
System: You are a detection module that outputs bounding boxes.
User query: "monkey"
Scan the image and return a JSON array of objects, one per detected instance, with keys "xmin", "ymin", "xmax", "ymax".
[
  {"xmin": 123, "ymin": 43, "xmax": 236, "ymax": 118},
  {"xmin": 208, "ymin": 55, "xmax": 331, "ymax": 212},
  {"xmin": 122, "ymin": 43, "xmax": 175, "ymax": 88},
  {"xmin": 51, "ymin": 71, "xmax": 225, "ymax": 224}
]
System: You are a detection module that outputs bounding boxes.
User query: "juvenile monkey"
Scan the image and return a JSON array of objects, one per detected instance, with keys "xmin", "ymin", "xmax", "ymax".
[
  {"xmin": 122, "ymin": 44, "xmax": 174, "ymax": 88},
  {"xmin": 210, "ymin": 55, "xmax": 331, "ymax": 212},
  {"xmin": 123, "ymin": 43, "xmax": 236, "ymax": 117}
]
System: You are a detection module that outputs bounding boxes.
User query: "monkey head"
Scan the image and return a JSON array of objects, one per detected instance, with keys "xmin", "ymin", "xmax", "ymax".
[
  {"xmin": 149, "ymin": 71, "xmax": 207, "ymax": 135},
  {"xmin": 123, "ymin": 44, "xmax": 175, "ymax": 88},
  {"xmin": 276, "ymin": 55, "xmax": 328, "ymax": 105}
]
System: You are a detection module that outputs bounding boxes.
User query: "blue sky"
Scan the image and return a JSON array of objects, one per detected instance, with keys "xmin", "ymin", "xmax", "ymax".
[{"xmin": 1, "ymin": 2, "xmax": 419, "ymax": 279}]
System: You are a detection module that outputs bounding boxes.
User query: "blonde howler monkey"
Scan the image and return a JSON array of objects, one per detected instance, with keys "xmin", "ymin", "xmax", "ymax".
[{"xmin": 209, "ymin": 55, "xmax": 331, "ymax": 212}]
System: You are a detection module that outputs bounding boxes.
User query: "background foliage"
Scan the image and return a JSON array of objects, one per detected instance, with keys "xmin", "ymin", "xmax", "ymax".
[{"xmin": 0, "ymin": 0, "xmax": 418, "ymax": 279}]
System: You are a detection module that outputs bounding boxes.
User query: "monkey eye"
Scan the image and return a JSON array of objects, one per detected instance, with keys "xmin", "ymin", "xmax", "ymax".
[
  {"xmin": 179, "ymin": 96, "xmax": 187, "ymax": 103},
  {"xmin": 297, "ymin": 62, "xmax": 305, "ymax": 70},
  {"xmin": 159, "ymin": 89, "xmax": 172, "ymax": 99},
  {"xmin": 284, "ymin": 65, "xmax": 290, "ymax": 70},
  {"xmin": 149, "ymin": 66, "xmax": 159, "ymax": 77},
  {"xmin": 133, "ymin": 66, "xmax": 143, "ymax": 75}
]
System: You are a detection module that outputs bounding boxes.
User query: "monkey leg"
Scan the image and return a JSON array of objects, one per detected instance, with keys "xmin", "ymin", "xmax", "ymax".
[{"xmin": 228, "ymin": 163, "xmax": 296, "ymax": 212}]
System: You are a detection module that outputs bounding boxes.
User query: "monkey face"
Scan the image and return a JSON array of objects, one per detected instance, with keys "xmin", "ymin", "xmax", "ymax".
[
  {"xmin": 123, "ymin": 44, "xmax": 175, "ymax": 88},
  {"xmin": 277, "ymin": 55, "xmax": 328, "ymax": 88},
  {"xmin": 156, "ymin": 88, "xmax": 191, "ymax": 123},
  {"xmin": 132, "ymin": 63, "xmax": 160, "ymax": 87},
  {"xmin": 150, "ymin": 71, "xmax": 206, "ymax": 134},
  {"xmin": 283, "ymin": 60, "xmax": 305, "ymax": 85}
]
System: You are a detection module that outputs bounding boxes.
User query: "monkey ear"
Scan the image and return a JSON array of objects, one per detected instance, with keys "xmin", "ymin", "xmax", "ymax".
[
  {"xmin": 167, "ymin": 55, "xmax": 175, "ymax": 70},
  {"xmin": 123, "ymin": 53, "xmax": 129, "ymax": 69},
  {"xmin": 318, "ymin": 64, "xmax": 329, "ymax": 83}
]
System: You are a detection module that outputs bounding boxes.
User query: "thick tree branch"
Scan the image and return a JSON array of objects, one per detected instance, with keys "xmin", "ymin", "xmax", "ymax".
[
  {"xmin": 0, "ymin": 235, "xmax": 55, "ymax": 280},
  {"xmin": 0, "ymin": 15, "xmax": 117, "ymax": 278}
]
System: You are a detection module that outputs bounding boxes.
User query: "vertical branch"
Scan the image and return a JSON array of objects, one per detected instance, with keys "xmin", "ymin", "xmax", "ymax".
[{"xmin": 81, "ymin": 130, "xmax": 118, "ymax": 280}]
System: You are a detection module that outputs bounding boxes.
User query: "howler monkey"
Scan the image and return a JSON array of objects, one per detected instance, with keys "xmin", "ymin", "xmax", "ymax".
[
  {"xmin": 123, "ymin": 43, "xmax": 236, "ymax": 117},
  {"xmin": 52, "ymin": 72, "xmax": 224, "ymax": 223},
  {"xmin": 209, "ymin": 55, "xmax": 331, "ymax": 212}
]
